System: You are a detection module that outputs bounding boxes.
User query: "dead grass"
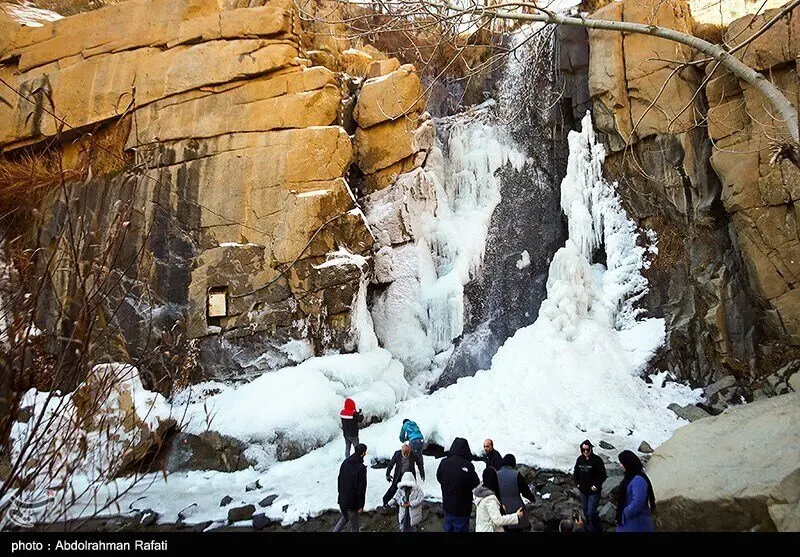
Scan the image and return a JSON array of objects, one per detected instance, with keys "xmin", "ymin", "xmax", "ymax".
[{"xmin": 0, "ymin": 116, "xmax": 132, "ymax": 214}]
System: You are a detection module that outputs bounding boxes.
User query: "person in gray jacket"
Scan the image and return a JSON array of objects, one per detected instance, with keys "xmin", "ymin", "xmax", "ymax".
[{"xmin": 497, "ymin": 453, "xmax": 536, "ymax": 532}]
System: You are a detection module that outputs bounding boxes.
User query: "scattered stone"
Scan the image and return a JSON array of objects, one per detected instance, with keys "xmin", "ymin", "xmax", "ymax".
[
  {"xmin": 282, "ymin": 505, "xmax": 289, "ymax": 513},
  {"xmin": 259, "ymin": 495, "xmax": 278, "ymax": 508},
  {"xmin": 220, "ymin": 495, "xmax": 233, "ymax": 507},
  {"xmin": 638, "ymin": 441, "xmax": 653, "ymax": 454},
  {"xmin": 178, "ymin": 503, "xmax": 197, "ymax": 521},
  {"xmin": 789, "ymin": 372, "xmax": 799, "ymax": 392},
  {"xmin": 668, "ymin": 403, "xmax": 711, "ymax": 422},
  {"xmin": 245, "ymin": 480, "xmax": 262, "ymax": 492},
  {"xmin": 227, "ymin": 504, "xmax": 256, "ymax": 524},
  {"xmin": 599, "ymin": 440, "xmax": 615, "ymax": 450},
  {"xmin": 599, "ymin": 502, "xmax": 616, "ymax": 523},
  {"xmin": 704, "ymin": 376, "xmax": 737, "ymax": 398},
  {"xmin": 139, "ymin": 510, "xmax": 159, "ymax": 527},
  {"xmin": 252, "ymin": 513, "xmax": 270, "ymax": 530}
]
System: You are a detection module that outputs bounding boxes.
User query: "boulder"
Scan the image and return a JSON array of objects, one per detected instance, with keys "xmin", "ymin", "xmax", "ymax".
[
  {"xmin": 367, "ymin": 57, "xmax": 401, "ymax": 78},
  {"xmin": 354, "ymin": 65, "xmax": 425, "ymax": 128},
  {"xmin": 227, "ymin": 504, "xmax": 256, "ymax": 524},
  {"xmin": 355, "ymin": 114, "xmax": 425, "ymax": 175},
  {"xmin": 259, "ymin": 495, "xmax": 279, "ymax": 508},
  {"xmin": 667, "ymin": 403, "xmax": 711, "ymax": 422},
  {"xmin": 220, "ymin": 496, "xmax": 233, "ymax": 507},
  {"xmin": 648, "ymin": 392, "xmax": 800, "ymax": 531},
  {"xmin": 725, "ymin": 5, "xmax": 798, "ymax": 71},
  {"xmin": 637, "ymin": 441, "xmax": 653, "ymax": 454},
  {"xmin": 165, "ymin": 431, "xmax": 251, "ymax": 473}
]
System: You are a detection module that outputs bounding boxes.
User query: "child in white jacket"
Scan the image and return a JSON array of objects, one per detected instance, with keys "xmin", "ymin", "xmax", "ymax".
[{"xmin": 473, "ymin": 467, "xmax": 523, "ymax": 532}]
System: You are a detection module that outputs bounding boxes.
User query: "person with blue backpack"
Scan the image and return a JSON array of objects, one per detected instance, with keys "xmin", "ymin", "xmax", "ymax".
[{"xmin": 399, "ymin": 418, "xmax": 424, "ymax": 455}]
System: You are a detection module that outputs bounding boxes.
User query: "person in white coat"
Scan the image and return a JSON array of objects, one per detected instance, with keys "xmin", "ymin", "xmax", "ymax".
[
  {"xmin": 474, "ymin": 467, "xmax": 523, "ymax": 532},
  {"xmin": 390, "ymin": 471, "xmax": 425, "ymax": 532}
]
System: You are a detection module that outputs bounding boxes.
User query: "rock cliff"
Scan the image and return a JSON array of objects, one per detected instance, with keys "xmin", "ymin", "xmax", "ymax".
[{"xmin": 587, "ymin": 0, "xmax": 800, "ymax": 407}]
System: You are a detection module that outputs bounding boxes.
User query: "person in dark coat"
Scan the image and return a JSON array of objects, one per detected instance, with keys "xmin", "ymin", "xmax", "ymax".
[
  {"xmin": 473, "ymin": 439, "xmax": 504, "ymax": 470},
  {"xmin": 496, "ymin": 453, "xmax": 535, "ymax": 532},
  {"xmin": 383, "ymin": 441, "xmax": 426, "ymax": 506},
  {"xmin": 340, "ymin": 398, "xmax": 364, "ymax": 460},
  {"xmin": 573, "ymin": 439, "xmax": 607, "ymax": 532},
  {"xmin": 615, "ymin": 450, "xmax": 656, "ymax": 532},
  {"xmin": 333, "ymin": 443, "xmax": 368, "ymax": 532},
  {"xmin": 436, "ymin": 437, "xmax": 480, "ymax": 532}
]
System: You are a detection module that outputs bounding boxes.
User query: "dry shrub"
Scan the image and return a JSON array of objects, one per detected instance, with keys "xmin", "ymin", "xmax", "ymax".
[
  {"xmin": 0, "ymin": 116, "xmax": 132, "ymax": 214},
  {"xmin": 693, "ymin": 22, "xmax": 725, "ymax": 44}
]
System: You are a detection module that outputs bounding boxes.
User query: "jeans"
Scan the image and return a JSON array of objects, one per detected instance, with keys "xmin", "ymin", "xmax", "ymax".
[
  {"xmin": 332, "ymin": 508, "xmax": 359, "ymax": 532},
  {"xmin": 581, "ymin": 491, "xmax": 602, "ymax": 533},
  {"xmin": 443, "ymin": 514, "xmax": 469, "ymax": 532},
  {"xmin": 409, "ymin": 438, "xmax": 424, "ymax": 455},
  {"xmin": 344, "ymin": 435, "xmax": 359, "ymax": 460}
]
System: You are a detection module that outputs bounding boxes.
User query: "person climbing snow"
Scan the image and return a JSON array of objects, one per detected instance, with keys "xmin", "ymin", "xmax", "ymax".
[{"xmin": 399, "ymin": 418, "xmax": 424, "ymax": 455}]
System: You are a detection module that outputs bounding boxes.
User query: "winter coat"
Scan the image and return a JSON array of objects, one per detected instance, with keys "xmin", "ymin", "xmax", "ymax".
[
  {"xmin": 340, "ymin": 398, "xmax": 363, "ymax": 438},
  {"xmin": 386, "ymin": 449, "xmax": 425, "ymax": 484},
  {"xmin": 392, "ymin": 472, "xmax": 425, "ymax": 530},
  {"xmin": 616, "ymin": 475, "xmax": 654, "ymax": 532},
  {"xmin": 573, "ymin": 452, "xmax": 607, "ymax": 495},
  {"xmin": 481, "ymin": 450, "xmax": 504, "ymax": 470},
  {"xmin": 473, "ymin": 485, "xmax": 519, "ymax": 532},
  {"xmin": 337, "ymin": 452, "xmax": 367, "ymax": 511},
  {"xmin": 436, "ymin": 437, "xmax": 480, "ymax": 517},
  {"xmin": 399, "ymin": 420, "xmax": 424, "ymax": 443},
  {"xmin": 497, "ymin": 465, "xmax": 535, "ymax": 530}
]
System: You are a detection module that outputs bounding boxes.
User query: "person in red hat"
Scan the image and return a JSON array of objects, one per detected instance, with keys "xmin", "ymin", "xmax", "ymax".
[{"xmin": 340, "ymin": 397, "xmax": 364, "ymax": 460}]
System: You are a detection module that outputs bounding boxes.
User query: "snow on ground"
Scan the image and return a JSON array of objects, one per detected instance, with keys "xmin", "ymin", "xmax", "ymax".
[{"xmin": 49, "ymin": 112, "xmax": 703, "ymax": 527}]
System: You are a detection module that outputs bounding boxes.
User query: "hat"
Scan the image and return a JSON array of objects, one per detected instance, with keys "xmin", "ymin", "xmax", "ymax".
[
  {"xmin": 397, "ymin": 472, "xmax": 416, "ymax": 488},
  {"xmin": 402, "ymin": 441, "xmax": 410, "ymax": 447}
]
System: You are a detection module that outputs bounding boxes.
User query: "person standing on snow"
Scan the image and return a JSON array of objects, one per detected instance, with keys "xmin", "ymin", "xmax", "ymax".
[
  {"xmin": 573, "ymin": 439, "xmax": 607, "ymax": 532},
  {"xmin": 340, "ymin": 397, "xmax": 364, "ymax": 460},
  {"xmin": 383, "ymin": 441, "xmax": 425, "ymax": 507},
  {"xmin": 399, "ymin": 418, "xmax": 425, "ymax": 455},
  {"xmin": 471, "ymin": 438, "xmax": 504, "ymax": 470},
  {"xmin": 496, "ymin": 453, "xmax": 536, "ymax": 532},
  {"xmin": 436, "ymin": 437, "xmax": 480, "ymax": 532},
  {"xmin": 389, "ymin": 471, "xmax": 425, "ymax": 532},
  {"xmin": 333, "ymin": 443, "xmax": 368, "ymax": 532}
]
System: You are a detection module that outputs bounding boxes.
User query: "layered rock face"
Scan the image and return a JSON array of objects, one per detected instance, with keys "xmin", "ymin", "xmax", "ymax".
[
  {"xmin": 647, "ymin": 391, "xmax": 800, "ymax": 531},
  {"xmin": 587, "ymin": 0, "xmax": 800, "ymax": 399},
  {"xmin": 0, "ymin": 0, "xmax": 426, "ymax": 385}
]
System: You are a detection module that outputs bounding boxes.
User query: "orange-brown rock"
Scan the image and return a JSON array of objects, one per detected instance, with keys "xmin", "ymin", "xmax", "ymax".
[
  {"xmin": 354, "ymin": 64, "xmax": 425, "ymax": 128},
  {"xmin": 126, "ymin": 67, "xmax": 340, "ymax": 148}
]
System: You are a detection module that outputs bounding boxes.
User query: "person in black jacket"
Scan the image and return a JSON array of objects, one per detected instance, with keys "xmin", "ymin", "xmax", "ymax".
[
  {"xmin": 333, "ymin": 443, "xmax": 368, "ymax": 532},
  {"xmin": 473, "ymin": 439, "xmax": 504, "ymax": 470},
  {"xmin": 572, "ymin": 439, "xmax": 607, "ymax": 532},
  {"xmin": 497, "ymin": 453, "xmax": 536, "ymax": 532},
  {"xmin": 382, "ymin": 441, "xmax": 426, "ymax": 506},
  {"xmin": 340, "ymin": 398, "xmax": 364, "ymax": 460},
  {"xmin": 436, "ymin": 437, "xmax": 479, "ymax": 532}
]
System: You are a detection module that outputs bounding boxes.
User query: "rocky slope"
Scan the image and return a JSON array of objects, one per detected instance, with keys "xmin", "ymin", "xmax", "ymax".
[
  {"xmin": 586, "ymin": 0, "xmax": 800, "ymax": 409},
  {"xmin": 0, "ymin": 0, "xmax": 431, "ymax": 388}
]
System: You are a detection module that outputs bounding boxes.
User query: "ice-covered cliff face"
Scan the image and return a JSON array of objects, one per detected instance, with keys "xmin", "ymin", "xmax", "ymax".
[{"xmin": 365, "ymin": 27, "xmax": 570, "ymax": 390}]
